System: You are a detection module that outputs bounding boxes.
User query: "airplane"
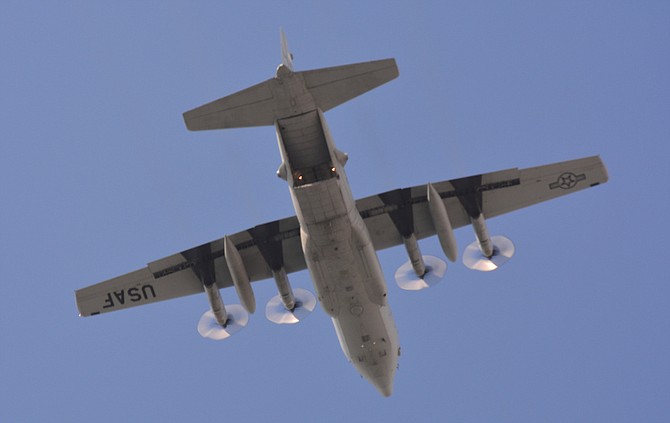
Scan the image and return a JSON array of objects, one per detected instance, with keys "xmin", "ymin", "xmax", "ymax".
[{"xmin": 75, "ymin": 31, "xmax": 609, "ymax": 397}]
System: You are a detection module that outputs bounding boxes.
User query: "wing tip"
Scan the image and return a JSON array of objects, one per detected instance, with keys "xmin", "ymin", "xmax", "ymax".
[
  {"xmin": 600, "ymin": 157, "xmax": 610, "ymax": 184},
  {"xmin": 182, "ymin": 112, "xmax": 196, "ymax": 131},
  {"xmin": 591, "ymin": 155, "xmax": 609, "ymax": 185}
]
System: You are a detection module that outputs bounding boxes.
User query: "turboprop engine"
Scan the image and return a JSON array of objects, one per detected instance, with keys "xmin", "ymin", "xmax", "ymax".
[
  {"xmin": 196, "ymin": 233, "xmax": 317, "ymax": 339},
  {"xmin": 393, "ymin": 183, "xmax": 461, "ymax": 291},
  {"xmin": 394, "ymin": 182, "xmax": 516, "ymax": 288},
  {"xmin": 265, "ymin": 267, "xmax": 316, "ymax": 325},
  {"xmin": 394, "ymin": 233, "xmax": 447, "ymax": 291},
  {"xmin": 462, "ymin": 214, "xmax": 515, "ymax": 272},
  {"xmin": 197, "ymin": 282, "xmax": 249, "ymax": 340},
  {"xmin": 195, "ymin": 235, "xmax": 256, "ymax": 340},
  {"xmin": 395, "ymin": 184, "xmax": 468, "ymax": 291}
]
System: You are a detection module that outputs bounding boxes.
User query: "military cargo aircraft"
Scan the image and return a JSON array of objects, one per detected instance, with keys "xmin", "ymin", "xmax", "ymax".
[{"xmin": 75, "ymin": 31, "xmax": 608, "ymax": 396}]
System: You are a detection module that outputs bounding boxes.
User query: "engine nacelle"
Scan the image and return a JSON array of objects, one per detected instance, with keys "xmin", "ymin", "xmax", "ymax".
[
  {"xmin": 204, "ymin": 282, "xmax": 227, "ymax": 326},
  {"xmin": 265, "ymin": 267, "xmax": 316, "ymax": 325},
  {"xmin": 272, "ymin": 267, "xmax": 296, "ymax": 311},
  {"xmin": 463, "ymin": 214, "xmax": 515, "ymax": 272},
  {"xmin": 402, "ymin": 234, "xmax": 426, "ymax": 277},
  {"xmin": 197, "ymin": 282, "xmax": 249, "ymax": 340},
  {"xmin": 394, "ymin": 232, "xmax": 447, "ymax": 291},
  {"xmin": 470, "ymin": 214, "xmax": 494, "ymax": 258}
]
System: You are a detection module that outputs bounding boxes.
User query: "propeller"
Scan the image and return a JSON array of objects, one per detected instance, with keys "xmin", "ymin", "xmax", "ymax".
[
  {"xmin": 266, "ymin": 288, "xmax": 317, "ymax": 324},
  {"xmin": 395, "ymin": 255, "xmax": 447, "ymax": 291},
  {"xmin": 197, "ymin": 304, "xmax": 249, "ymax": 340},
  {"xmin": 462, "ymin": 235, "xmax": 515, "ymax": 272}
]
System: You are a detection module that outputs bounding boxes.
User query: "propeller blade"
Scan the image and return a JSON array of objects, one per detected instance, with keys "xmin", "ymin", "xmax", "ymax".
[
  {"xmin": 197, "ymin": 304, "xmax": 249, "ymax": 340},
  {"xmin": 463, "ymin": 235, "xmax": 515, "ymax": 272},
  {"xmin": 266, "ymin": 288, "xmax": 316, "ymax": 324},
  {"xmin": 395, "ymin": 255, "xmax": 447, "ymax": 291}
]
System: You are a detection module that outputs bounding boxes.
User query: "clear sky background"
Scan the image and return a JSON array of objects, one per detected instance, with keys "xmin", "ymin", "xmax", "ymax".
[{"xmin": 1, "ymin": 1, "xmax": 668, "ymax": 422}]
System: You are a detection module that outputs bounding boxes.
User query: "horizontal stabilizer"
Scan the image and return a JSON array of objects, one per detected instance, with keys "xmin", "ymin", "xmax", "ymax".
[
  {"xmin": 183, "ymin": 58, "xmax": 398, "ymax": 131},
  {"xmin": 303, "ymin": 59, "xmax": 399, "ymax": 113},
  {"xmin": 183, "ymin": 79, "xmax": 277, "ymax": 130}
]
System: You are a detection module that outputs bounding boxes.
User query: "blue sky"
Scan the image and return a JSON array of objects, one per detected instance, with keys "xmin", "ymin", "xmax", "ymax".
[{"xmin": 1, "ymin": 1, "xmax": 668, "ymax": 421}]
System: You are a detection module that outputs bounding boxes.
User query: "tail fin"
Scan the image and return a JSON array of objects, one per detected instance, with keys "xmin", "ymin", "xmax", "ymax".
[
  {"xmin": 183, "ymin": 32, "xmax": 398, "ymax": 131},
  {"xmin": 280, "ymin": 28, "xmax": 294, "ymax": 71}
]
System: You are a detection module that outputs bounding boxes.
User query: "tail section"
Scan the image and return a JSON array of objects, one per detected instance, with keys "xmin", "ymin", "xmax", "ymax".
[
  {"xmin": 183, "ymin": 31, "xmax": 398, "ymax": 131},
  {"xmin": 301, "ymin": 60, "xmax": 398, "ymax": 113},
  {"xmin": 280, "ymin": 28, "xmax": 294, "ymax": 71}
]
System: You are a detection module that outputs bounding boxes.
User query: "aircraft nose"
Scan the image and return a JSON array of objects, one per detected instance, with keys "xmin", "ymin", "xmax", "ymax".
[
  {"xmin": 355, "ymin": 345, "xmax": 399, "ymax": 396},
  {"xmin": 371, "ymin": 374, "xmax": 394, "ymax": 397},
  {"xmin": 363, "ymin": 360, "xmax": 396, "ymax": 397}
]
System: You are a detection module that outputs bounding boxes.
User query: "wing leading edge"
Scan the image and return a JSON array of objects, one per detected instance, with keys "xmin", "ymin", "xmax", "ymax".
[{"xmin": 75, "ymin": 155, "xmax": 607, "ymax": 317}]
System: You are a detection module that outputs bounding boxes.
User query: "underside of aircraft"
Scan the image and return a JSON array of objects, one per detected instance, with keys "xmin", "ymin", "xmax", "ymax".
[{"xmin": 75, "ymin": 31, "xmax": 608, "ymax": 396}]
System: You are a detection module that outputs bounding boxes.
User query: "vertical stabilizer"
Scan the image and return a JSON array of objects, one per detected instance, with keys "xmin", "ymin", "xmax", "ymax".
[{"xmin": 280, "ymin": 28, "xmax": 294, "ymax": 71}]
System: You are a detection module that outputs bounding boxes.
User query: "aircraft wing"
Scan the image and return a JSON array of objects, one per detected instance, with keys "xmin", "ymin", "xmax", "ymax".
[
  {"xmin": 76, "ymin": 155, "xmax": 607, "ymax": 317},
  {"xmin": 75, "ymin": 217, "xmax": 306, "ymax": 317},
  {"xmin": 358, "ymin": 155, "xmax": 608, "ymax": 250}
]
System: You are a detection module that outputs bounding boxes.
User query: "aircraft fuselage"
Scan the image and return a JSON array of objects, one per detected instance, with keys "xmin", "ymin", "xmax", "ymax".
[{"xmin": 275, "ymin": 105, "xmax": 399, "ymax": 396}]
